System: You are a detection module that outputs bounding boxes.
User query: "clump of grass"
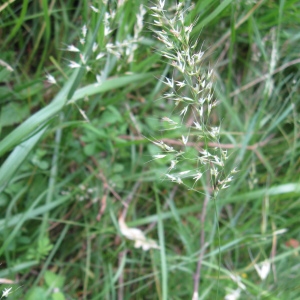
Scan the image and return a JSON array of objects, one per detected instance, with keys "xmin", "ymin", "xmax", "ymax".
[
  {"xmin": 1, "ymin": 1, "xmax": 300, "ymax": 299},
  {"xmin": 149, "ymin": 1, "xmax": 239, "ymax": 298}
]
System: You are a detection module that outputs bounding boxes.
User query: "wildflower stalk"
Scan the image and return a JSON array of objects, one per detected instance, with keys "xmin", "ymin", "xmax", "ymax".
[{"xmin": 150, "ymin": 1, "xmax": 236, "ymax": 298}]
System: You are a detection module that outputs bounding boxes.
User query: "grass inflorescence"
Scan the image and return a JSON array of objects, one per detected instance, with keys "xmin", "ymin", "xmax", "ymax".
[{"xmin": 150, "ymin": 1, "xmax": 236, "ymax": 197}]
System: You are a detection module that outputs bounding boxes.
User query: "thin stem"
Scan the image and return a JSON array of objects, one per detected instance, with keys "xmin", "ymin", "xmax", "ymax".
[
  {"xmin": 192, "ymin": 176, "xmax": 211, "ymax": 299},
  {"xmin": 119, "ymin": 134, "xmax": 274, "ymax": 150},
  {"xmin": 214, "ymin": 194, "xmax": 221, "ymax": 299},
  {"xmin": 118, "ymin": 250, "xmax": 127, "ymax": 300}
]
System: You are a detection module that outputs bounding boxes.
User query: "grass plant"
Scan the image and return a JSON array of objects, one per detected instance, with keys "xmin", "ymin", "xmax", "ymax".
[{"xmin": 0, "ymin": 0, "xmax": 300, "ymax": 299}]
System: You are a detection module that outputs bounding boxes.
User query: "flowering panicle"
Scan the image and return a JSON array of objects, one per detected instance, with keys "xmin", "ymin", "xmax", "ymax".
[
  {"xmin": 151, "ymin": 2, "xmax": 234, "ymax": 194},
  {"xmin": 45, "ymin": 2, "xmax": 147, "ymax": 86}
]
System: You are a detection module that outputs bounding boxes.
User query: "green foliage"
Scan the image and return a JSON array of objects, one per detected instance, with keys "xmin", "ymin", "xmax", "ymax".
[
  {"xmin": 25, "ymin": 271, "xmax": 66, "ymax": 300},
  {"xmin": 26, "ymin": 236, "xmax": 53, "ymax": 262},
  {"xmin": 0, "ymin": 0, "xmax": 299, "ymax": 299}
]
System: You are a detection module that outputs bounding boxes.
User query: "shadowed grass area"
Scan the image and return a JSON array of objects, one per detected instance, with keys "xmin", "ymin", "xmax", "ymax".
[{"xmin": 0, "ymin": 1, "xmax": 299, "ymax": 299}]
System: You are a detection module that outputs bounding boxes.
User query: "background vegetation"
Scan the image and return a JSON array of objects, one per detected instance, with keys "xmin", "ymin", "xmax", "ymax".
[{"xmin": 0, "ymin": 0, "xmax": 300, "ymax": 299}]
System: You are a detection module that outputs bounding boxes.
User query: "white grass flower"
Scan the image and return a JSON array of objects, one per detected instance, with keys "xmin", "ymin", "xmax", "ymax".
[
  {"xmin": 45, "ymin": 73, "xmax": 56, "ymax": 85},
  {"xmin": 66, "ymin": 45, "xmax": 80, "ymax": 52},
  {"xmin": 106, "ymin": 44, "xmax": 121, "ymax": 58},
  {"xmin": 179, "ymin": 106, "xmax": 188, "ymax": 117},
  {"xmin": 152, "ymin": 154, "xmax": 167, "ymax": 160},
  {"xmin": 182, "ymin": 96, "xmax": 194, "ymax": 102},
  {"xmin": 104, "ymin": 24, "xmax": 113, "ymax": 36},
  {"xmin": 194, "ymin": 121, "xmax": 202, "ymax": 130},
  {"xmin": 176, "ymin": 80, "xmax": 186, "ymax": 88},
  {"xmin": 0, "ymin": 59, "xmax": 14, "ymax": 72},
  {"xmin": 163, "ymin": 143, "xmax": 175, "ymax": 152},
  {"xmin": 182, "ymin": 135, "xmax": 188, "ymax": 145},
  {"xmin": 228, "ymin": 273, "xmax": 246, "ymax": 291},
  {"xmin": 162, "ymin": 117, "xmax": 177, "ymax": 125},
  {"xmin": 162, "ymin": 52, "xmax": 176, "ymax": 60},
  {"xmin": 200, "ymin": 149, "xmax": 211, "ymax": 157},
  {"xmin": 68, "ymin": 61, "xmax": 81, "ymax": 69},
  {"xmin": 254, "ymin": 260, "xmax": 271, "ymax": 280},
  {"xmin": 221, "ymin": 184, "xmax": 229, "ymax": 189},
  {"xmin": 273, "ymin": 228, "xmax": 288, "ymax": 235},
  {"xmin": 154, "ymin": 0, "xmax": 165, "ymax": 10},
  {"xmin": 166, "ymin": 174, "xmax": 182, "ymax": 184},
  {"xmin": 195, "ymin": 51, "xmax": 205, "ymax": 62},
  {"xmin": 90, "ymin": 5, "xmax": 99, "ymax": 13},
  {"xmin": 213, "ymin": 156, "xmax": 224, "ymax": 167},
  {"xmin": 173, "ymin": 56, "xmax": 185, "ymax": 72},
  {"xmin": 225, "ymin": 176, "xmax": 234, "ymax": 182},
  {"xmin": 179, "ymin": 170, "xmax": 190, "ymax": 176},
  {"xmin": 77, "ymin": 107, "xmax": 90, "ymax": 122},
  {"xmin": 211, "ymin": 167, "xmax": 219, "ymax": 177},
  {"xmin": 231, "ymin": 167, "xmax": 239, "ymax": 174},
  {"xmin": 168, "ymin": 160, "xmax": 177, "ymax": 171},
  {"xmin": 212, "ymin": 99, "xmax": 220, "ymax": 107},
  {"xmin": 224, "ymin": 288, "xmax": 241, "ymax": 300},
  {"xmin": 206, "ymin": 82, "xmax": 212, "ymax": 90},
  {"xmin": 193, "ymin": 172, "xmax": 203, "ymax": 183},
  {"xmin": 207, "ymin": 69, "xmax": 213, "ymax": 79},
  {"xmin": 222, "ymin": 150, "xmax": 228, "ymax": 159},
  {"xmin": 199, "ymin": 106, "xmax": 203, "ymax": 117},
  {"xmin": 164, "ymin": 92, "xmax": 175, "ymax": 99},
  {"xmin": 211, "ymin": 126, "xmax": 220, "ymax": 137},
  {"xmin": 151, "ymin": 139, "xmax": 165, "ymax": 149},
  {"xmin": 81, "ymin": 24, "xmax": 87, "ymax": 37},
  {"xmin": 176, "ymin": 177, "xmax": 183, "ymax": 184},
  {"xmin": 166, "ymin": 174, "xmax": 176, "ymax": 181},
  {"xmin": 198, "ymin": 97, "xmax": 205, "ymax": 104},
  {"xmin": 96, "ymin": 52, "xmax": 105, "ymax": 60},
  {"xmin": 80, "ymin": 54, "xmax": 87, "ymax": 65},
  {"xmin": 134, "ymin": 5, "xmax": 146, "ymax": 38},
  {"xmin": 96, "ymin": 74, "xmax": 102, "ymax": 84},
  {"xmin": 163, "ymin": 77, "xmax": 174, "ymax": 88},
  {"xmin": 92, "ymin": 42, "xmax": 98, "ymax": 52},
  {"xmin": 175, "ymin": 151, "xmax": 185, "ymax": 158},
  {"xmin": 208, "ymin": 103, "xmax": 212, "ymax": 115},
  {"xmin": 1, "ymin": 287, "xmax": 12, "ymax": 298}
]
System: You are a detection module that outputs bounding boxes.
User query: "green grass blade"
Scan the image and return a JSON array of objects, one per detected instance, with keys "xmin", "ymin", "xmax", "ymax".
[
  {"xmin": 0, "ymin": 125, "xmax": 47, "ymax": 192},
  {"xmin": 194, "ymin": 0, "xmax": 233, "ymax": 30},
  {"xmin": 68, "ymin": 72, "xmax": 155, "ymax": 104},
  {"xmin": 0, "ymin": 68, "xmax": 81, "ymax": 156},
  {"xmin": 155, "ymin": 186, "xmax": 168, "ymax": 300}
]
